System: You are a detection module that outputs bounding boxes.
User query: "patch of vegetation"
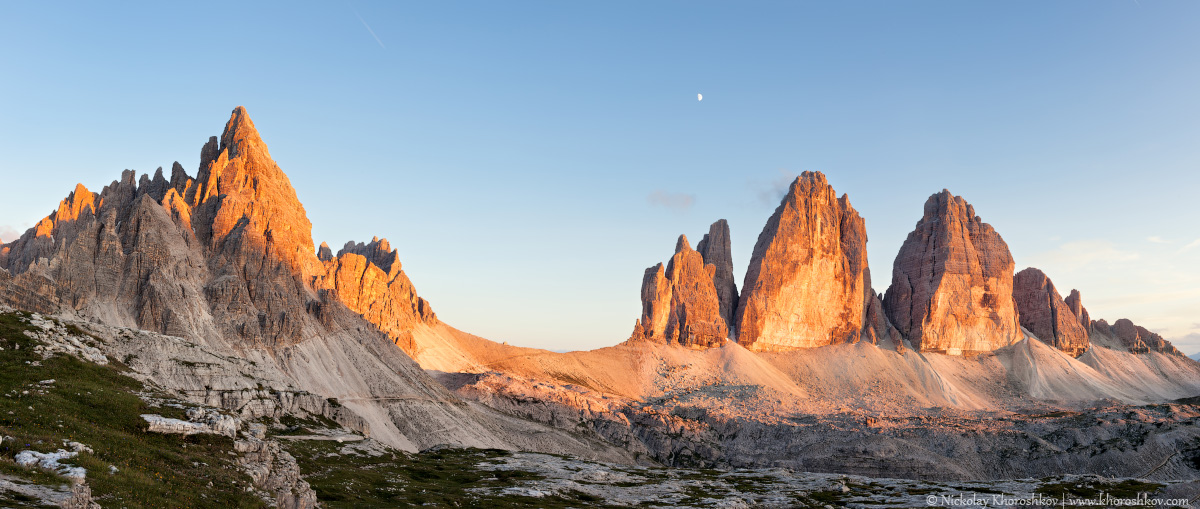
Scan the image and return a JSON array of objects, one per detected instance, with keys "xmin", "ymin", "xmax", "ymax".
[
  {"xmin": 1035, "ymin": 478, "xmax": 1164, "ymax": 500},
  {"xmin": 0, "ymin": 311, "xmax": 266, "ymax": 508},
  {"xmin": 284, "ymin": 441, "xmax": 624, "ymax": 508},
  {"xmin": 797, "ymin": 489, "xmax": 847, "ymax": 507},
  {"xmin": 724, "ymin": 474, "xmax": 777, "ymax": 494}
]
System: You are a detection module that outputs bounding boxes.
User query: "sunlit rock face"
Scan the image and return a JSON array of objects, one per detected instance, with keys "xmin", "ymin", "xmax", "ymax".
[
  {"xmin": 0, "ymin": 106, "xmax": 438, "ymax": 350},
  {"xmin": 314, "ymin": 237, "xmax": 437, "ymax": 356},
  {"xmin": 883, "ymin": 190, "xmax": 1021, "ymax": 355},
  {"xmin": 1013, "ymin": 267, "xmax": 1089, "ymax": 357},
  {"xmin": 636, "ymin": 234, "xmax": 729, "ymax": 348},
  {"xmin": 734, "ymin": 171, "xmax": 869, "ymax": 351}
]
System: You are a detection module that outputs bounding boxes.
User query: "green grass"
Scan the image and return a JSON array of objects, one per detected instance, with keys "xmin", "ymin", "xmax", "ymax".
[
  {"xmin": 0, "ymin": 311, "xmax": 267, "ymax": 508},
  {"xmin": 1035, "ymin": 478, "xmax": 1164, "ymax": 500},
  {"xmin": 283, "ymin": 439, "xmax": 625, "ymax": 508}
]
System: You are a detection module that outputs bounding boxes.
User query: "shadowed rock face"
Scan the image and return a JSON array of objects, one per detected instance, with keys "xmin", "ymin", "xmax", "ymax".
[
  {"xmin": 734, "ymin": 171, "xmax": 869, "ymax": 351},
  {"xmin": 883, "ymin": 190, "xmax": 1020, "ymax": 355},
  {"xmin": 1013, "ymin": 268, "xmax": 1089, "ymax": 357},
  {"xmin": 1095, "ymin": 318, "xmax": 1185, "ymax": 356},
  {"xmin": 637, "ymin": 234, "xmax": 728, "ymax": 348},
  {"xmin": 695, "ymin": 219, "xmax": 738, "ymax": 332},
  {"xmin": 1064, "ymin": 290, "xmax": 1091, "ymax": 335}
]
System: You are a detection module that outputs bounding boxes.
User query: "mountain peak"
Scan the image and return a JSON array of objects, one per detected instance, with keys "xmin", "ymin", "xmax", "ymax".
[
  {"xmin": 219, "ymin": 106, "xmax": 266, "ymax": 160},
  {"xmin": 736, "ymin": 172, "xmax": 870, "ymax": 351}
]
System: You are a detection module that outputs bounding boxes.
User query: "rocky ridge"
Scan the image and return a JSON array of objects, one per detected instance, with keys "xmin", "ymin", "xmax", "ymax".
[
  {"xmin": 1093, "ymin": 318, "xmax": 1185, "ymax": 356},
  {"xmin": 0, "ymin": 107, "xmax": 637, "ymax": 461},
  {"xmin": 1013, "ymin": 267, "xmax": 1090, "ymax": 357},
  {"xmin": 314, "ymin": 236, "xmax": 437, "ymax": 356}
]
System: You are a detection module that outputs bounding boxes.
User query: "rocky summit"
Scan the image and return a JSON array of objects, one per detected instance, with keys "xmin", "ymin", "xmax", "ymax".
[
  {"xmin": 635, "ymin": 234, "xmax": 728, "ymax": 348},
  {"xmin": 694, "ymin": 219, "xmax": 738, "ymax": 332},
  {"xmin": 0, "ymin": 106, "xmax": 633, "ymax": 464},
  {"xmin": 3, "ymin": 106, "xmax": 1200, "ymax": 507},
  {"xmin": 734, "ymin": 171, "xmax": 870, "ymax": 351},
  {"xmin": 883, "ymin": 190, "xmax": 1021, "ymax": 355},
  {"xmin": 1013, "ymin": 267, "xmax": 1090, "ymax": 357}
]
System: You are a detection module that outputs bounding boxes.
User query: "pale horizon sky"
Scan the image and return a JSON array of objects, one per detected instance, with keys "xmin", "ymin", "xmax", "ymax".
[{"xmin": 2, "ymin": 1, "xmax": 1199, "ymax": 355}]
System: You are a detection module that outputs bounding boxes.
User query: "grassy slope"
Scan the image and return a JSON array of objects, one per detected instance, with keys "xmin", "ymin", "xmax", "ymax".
[
  {"xmin": 283, "ymin": 440, "xmax": 618, "ymax": 508},
  {"xmin": 0, "ymin": 311, "xmax": 266, "ymax": 508}
]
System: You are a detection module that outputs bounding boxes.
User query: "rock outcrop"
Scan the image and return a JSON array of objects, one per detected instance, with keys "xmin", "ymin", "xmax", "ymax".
[
  {"xmin": 734, "ymin": 171, "xmax": 869, "ymax": 351},
  {"xmin": 636, "ymin": 235, "xmax": 728, "ymax": 348},
  {"xmin": 1093, "ymin": 318, "xmax": 1184, "ymax": 356},
  {"xmin": 315, "ymin": 236, "xmax": 437, "ymax": 356},
  {"xmin": 695, "ymin": 219, "xmax": 738, "ymax": 331},
  {"xmin": 1064, "ymin": 290, "xmax": 1092, "ymax": 335},
  {"xmin": 1012, "ymin": 268, "xmax": 1089, "ymax": 357},
  {"xmin": 862, "ymin": 285, "xmax": 904, "ymax": 352},
  {"xmin": 883, "ymin": 190, "xmax": 1021, "ymax": 355}
]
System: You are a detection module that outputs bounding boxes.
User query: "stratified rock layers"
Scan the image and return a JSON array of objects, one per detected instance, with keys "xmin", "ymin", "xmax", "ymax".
[
  {"xmin": 735, "ymin": 171, "xmax": 869, "ymax": 351},
  {"xmin": 1013, "ymin": 268, "xmax": 1089, "ymax": 357},
  {"xmin": 883, "ymin": 190, "xmax": 1020, "ymax": 354},
  {"xmin": 637, "ymin": 235, "xmax": 728, "ymax": 348}
]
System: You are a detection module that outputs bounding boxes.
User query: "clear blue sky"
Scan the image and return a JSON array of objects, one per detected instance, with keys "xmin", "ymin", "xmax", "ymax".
[{"xmin": 2, "ymin": 1, "xmax": 1199, "ymax": 355}]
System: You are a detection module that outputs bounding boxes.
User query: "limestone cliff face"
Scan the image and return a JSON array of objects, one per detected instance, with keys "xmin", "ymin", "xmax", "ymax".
[
  {"xmin": 314, "ymin": 237, "xmax": 437, "ymax": 356},
  {"xmin": 1012, "ymin": 268, "xmax": 1089, "ymax": 357},
  {"xmin": 883, "ymin": 190, "xmax": 1020, "ymax": 355},
  {"xmin": 695, "ymin": 219, "xmax": 738, "ymax": 331},
  {"xmin": 734, "ymin": 171, "xmax": 868, "ymax": 351},
  {"xmin": 636, "ymin": 235, "xmax": 728, "ymax": 348}
]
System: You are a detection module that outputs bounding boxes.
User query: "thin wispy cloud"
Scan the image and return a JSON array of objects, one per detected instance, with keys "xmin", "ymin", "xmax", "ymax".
[
  {"xmin": 1181, "ymin": 238, "xmax": 1200, "ymax": 253},
  {"xmin": 755, "ymin": 169, "xmax": 799, "ymax": 207},
  {"xmin": 1146, "ymin": 236, "xmax": 1169, "ymax": 244},
  {"xmin": 1025, "ymin": 239, "xmax": 1140, "ymax": 272},
  {"xmin": 0, "ymin": 225, "xmax": 19, "ymax": 243},
  {"xmin": 647, "ymin": 190, "xmax": 695, "ymax": 211},
  {"xmin": 350, "ymin": 5, "xmax": 385, "ymax": 49}
]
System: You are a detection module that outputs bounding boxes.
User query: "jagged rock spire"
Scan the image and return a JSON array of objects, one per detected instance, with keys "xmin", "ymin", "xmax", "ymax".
[
  {"xmin": 883, "ymin": 190, "xmax": 1020, "ymax": 355},
  {"xmin": 637, "ymin": 232, "xmax": 729, "ymax": 348},
  {"xmin": 696, "ymin": 219, "xmax": 738, "ymax": 332},
  {"xmin": 1013, "ymin": 267, "xmax": 1089, "ymax": 357},
  {"xmin": 735, "ymin": 171, "xmax": 869, "ymax": 351}
]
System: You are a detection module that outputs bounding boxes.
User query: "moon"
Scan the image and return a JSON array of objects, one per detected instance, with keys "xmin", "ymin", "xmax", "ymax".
[{"xmin": 698, "ymin": 93, "xmax": 703, "ymax": 101}]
